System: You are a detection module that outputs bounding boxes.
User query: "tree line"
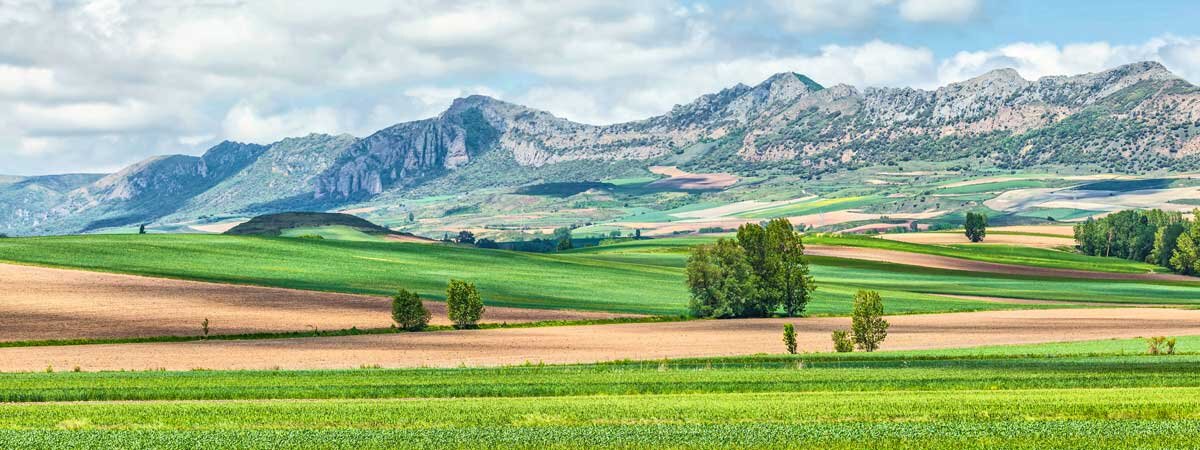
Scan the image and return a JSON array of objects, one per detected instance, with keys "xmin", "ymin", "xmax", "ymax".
[{"xmin": 1074, "ymin": 208, "xmax": 1200, "ymax": 274}]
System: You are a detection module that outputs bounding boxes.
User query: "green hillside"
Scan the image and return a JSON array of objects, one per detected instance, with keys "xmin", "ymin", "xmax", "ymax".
[{"xmin": 1, "ymin": 234, "xmax": 1199, "ymax": 315}]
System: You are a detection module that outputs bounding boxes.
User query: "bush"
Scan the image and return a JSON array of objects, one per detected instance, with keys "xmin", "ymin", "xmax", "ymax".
[
  {"xmin": 851, "ymin": 290, "xmax": 889, "ymax": 352},
  {"xmin": 783, "ymin": 324, "xmax": 797, "ymax": 354},
  {"xmin": 1146, "ymin": 336, "xmax": 1166, "ymax": 355},
  {"xmin": 446, "ymin": 279, "xmax": 485, "ymax": 329},
  {"xmin": 831, "ymin": 330, "xmax": 853, "ymax": 353},
  {"xmin": 1146, "ymin": 336, "xmax": 1177, "ymax": 355},
  {"xmin": 391, "ymin": 289, "xmax": 431, "ymax": 331},
  {"xmin": 200, "ymin": 318, "xmax": 210, "ymax": 339}
]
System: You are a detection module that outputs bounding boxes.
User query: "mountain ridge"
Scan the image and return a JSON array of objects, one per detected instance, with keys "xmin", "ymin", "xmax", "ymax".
[{"xmin": 4, "ymin": 61, "xmax": 1199, "ymax": 236}]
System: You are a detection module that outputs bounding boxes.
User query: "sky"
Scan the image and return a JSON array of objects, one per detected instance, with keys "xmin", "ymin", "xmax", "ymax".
[{"xmin": 4, "ymin": 0, "xmax": 1200, "ymax": 176}]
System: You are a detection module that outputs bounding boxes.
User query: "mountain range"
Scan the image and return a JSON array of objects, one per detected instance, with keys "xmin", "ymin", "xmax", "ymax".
[{"xmin": 3, "ymin": 61, "xmax": 1200, "ymax": 236}]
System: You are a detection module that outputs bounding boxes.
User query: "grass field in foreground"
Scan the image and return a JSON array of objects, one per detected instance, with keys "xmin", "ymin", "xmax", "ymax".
[
  {"xmin": 1, "ymin": 339, "xmax": 1198, "ymax": 449},
  {"xmin": 1, "ymin": 234, "xmax": 1198, "ymax": 316}
]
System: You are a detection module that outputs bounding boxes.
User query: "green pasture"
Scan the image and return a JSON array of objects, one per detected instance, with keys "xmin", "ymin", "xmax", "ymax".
[{"xmin": 2, "ymin": 234, "xmax": 1198, "ymax": 318}]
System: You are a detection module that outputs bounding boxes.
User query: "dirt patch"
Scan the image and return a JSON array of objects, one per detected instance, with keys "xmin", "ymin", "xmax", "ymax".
[
  {"xmin": 339, "ymin": 206, "xmax": 380, "ymax": 215},
  {"xmin": 989, "ymin": 225, "xmax": 1078, "ymax": 237},
  {"xmin": 647, "ymin": 166, "xmax": 738, "ymax": 190},
  {"xmin": 881, "ymin": 232, "xmax": 1075, "ymax": 248},
  {"xmin": 804, "ymin": 245, "xmax": 1192, "ymax": 281},
  {"xmin": 0, "ymin": 264, "xmax": 637, "ymax": 342},
  {"xmin": 3, "ymin": 308, "xmax": 1198, "ymax": 371}
]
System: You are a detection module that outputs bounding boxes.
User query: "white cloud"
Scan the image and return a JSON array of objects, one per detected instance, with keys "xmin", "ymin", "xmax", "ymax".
[
  {"xmin": 221, "ymin": 102, "xmax": 345, "ymax": 144},
  {"xmin": 13, "ymin": 100, "xmax": 166, "ymax": 134},
  {"xmin": 898, "ymin": 0, "xmax": 980, "ymax": 24},
  {"xmin": 937, "ymin": 36, "xmax": 1200, "ymax": 85},
  {"xmin": 0, "ymin": 65, "xmax": 59, "ymax": 98}
]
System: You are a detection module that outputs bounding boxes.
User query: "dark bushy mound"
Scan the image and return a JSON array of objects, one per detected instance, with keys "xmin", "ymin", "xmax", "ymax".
[{"xmin": 225, "ymin": 212, "xmax": 391, "ymax": 236}]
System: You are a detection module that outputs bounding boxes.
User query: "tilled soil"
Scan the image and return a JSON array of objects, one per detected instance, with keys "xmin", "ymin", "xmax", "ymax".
[
  {"xmin": 0, "ymin": 263, "xmax": 636, "ymax": 342},
  {"xmin": 1, "ymin": 308, "xmax": 1197, "ymax": 372}
]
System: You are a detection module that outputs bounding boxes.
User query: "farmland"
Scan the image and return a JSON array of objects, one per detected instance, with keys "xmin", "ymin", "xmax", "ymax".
[
  {"xmin": 2, "ymin": 340, "xmax": 1200, "ymax": 448},
  {"xmin": 3, "ymin": 205, "xmax": 1200, "ymax": 448}
]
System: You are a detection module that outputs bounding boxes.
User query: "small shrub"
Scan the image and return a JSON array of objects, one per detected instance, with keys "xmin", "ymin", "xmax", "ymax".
[
  {"xmin": 1146, "ymin": 336, "xmax": 1166, "ymax": 355},
  {"xmin": 783, "ymin": 324, "xmax": 797, "ymax": 354},
  {"xmin": 1146, "ymin": 336, "xmax": 1177, "ymax": 355},
  {"xmin": 831, "ymin": 330, "xmax": 853, "ymax": 353},
  {"xmin": 446, "ymin": 279, "xmax": 485, "ymax": 329},
  {"xmin": 391, "ymin": 289, "xmax": 431, "ymax": 331},
  {"xmin": 200, "ymin": 318, "xmax": 210, "ymax": 339},
  {"xmin": 295, "ymin": 234, "xmax": 325, "ymax": 240}
]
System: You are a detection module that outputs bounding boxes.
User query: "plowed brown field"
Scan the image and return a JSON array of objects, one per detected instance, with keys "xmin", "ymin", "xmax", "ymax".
[
  {"xmin": 0, "ymin": 263, "xmax": 635, "ymax": 342},
  {"xmin": 0, "ymin": 308, "xmax": 1196, "ymax": 372}
]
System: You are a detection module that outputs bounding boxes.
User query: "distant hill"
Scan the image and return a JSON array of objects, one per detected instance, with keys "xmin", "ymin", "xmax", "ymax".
[
  {"xmin": 5, "ymin": 61, "xmax": 1200, "ymax": 236},
  {"xmin": 224, "ymin": 212, "xmax": 395, "ymax": 237}
]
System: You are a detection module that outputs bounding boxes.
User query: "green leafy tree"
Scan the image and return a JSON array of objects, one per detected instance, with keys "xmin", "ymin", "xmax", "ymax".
[
  {"xmin": 851, "ymin": 290, "xmax": 889, "ymax": 352},
  {"xmin": 686, "ymin": 239, "xmax": 756, "ymax": 318},
  {"xmin": 765, "ymin": 218, "xmax": 816, "ymax": 317},
  {"xmin": 1170, "ymin": 232, "xmax": 1200, "ymax": 275},
  {"xmin": 456, "ymin": 230, "xmax": 476, "ymax": 244},
  {"xmin": 556, "ymin": 236, "xmax": 574, "ymax": 251},
  {"xmin": 782, "ymin": 323, "xmax": 797, "ymax": 354},
  {"xmin": 736, "ymin": 223, "xmax": 776, "ymax": 317},
  {"xmin": 475, "ymin": 238, "xmax": 499, "ymax": 249},
  {"xmin": 446, "ymin": 280, "xmax": 485, "ymax": 329},
  {"xmin": 963, "ymin": 212, "xmax": 987, "ymax": 243},
  {"xmin": 391, "ymin": 289, "xmax": 431, "ymax": 331},
  {"xmin": 1149, "ymin": 223, "xmax": 1186, "ymax": 267},
  {"xmin": 407, "ymin": 211, "xmax": 415, "ymax": 222}
]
